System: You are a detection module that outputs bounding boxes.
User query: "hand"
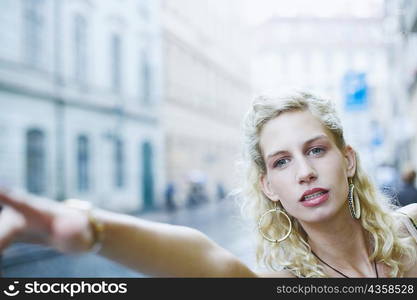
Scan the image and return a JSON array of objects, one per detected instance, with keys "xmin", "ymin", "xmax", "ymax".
[{"xmin": 0, "ymin": 190, "xmax": 95, "ymax": 253}]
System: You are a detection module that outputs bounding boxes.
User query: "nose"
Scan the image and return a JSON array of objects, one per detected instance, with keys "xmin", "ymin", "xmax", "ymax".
[{"xmin": 296, "ymin": 157, "xmax": 317, "ymax": 185}]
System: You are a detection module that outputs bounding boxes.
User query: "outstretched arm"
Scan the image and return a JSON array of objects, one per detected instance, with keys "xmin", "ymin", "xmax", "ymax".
[
  {"xmin": 0, "ymin": 190, "xmax": 256, "ymax": 277},
  {"xmin": 96, "ymin": 209, "xmax": 255, "ymax": 277}
]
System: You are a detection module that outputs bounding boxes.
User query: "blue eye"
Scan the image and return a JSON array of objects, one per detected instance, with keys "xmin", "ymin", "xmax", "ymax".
[
  {"xmin": 309, "ymin": 147, "xmax": 325, "ymax": 156},
  {"xmin": 273, "ymin": 158, "xmax": 290, "ymax": 168}
]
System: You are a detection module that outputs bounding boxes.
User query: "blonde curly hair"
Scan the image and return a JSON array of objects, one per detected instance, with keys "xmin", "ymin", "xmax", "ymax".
[{"xmin": 238, "ymin": 91, "xmax": 416, "ymax": 277}]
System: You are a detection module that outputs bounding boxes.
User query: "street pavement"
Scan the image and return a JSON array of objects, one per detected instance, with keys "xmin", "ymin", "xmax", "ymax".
[{"xmin": 2, "ymin": 199, "xmax": 258, "ymax": 277}]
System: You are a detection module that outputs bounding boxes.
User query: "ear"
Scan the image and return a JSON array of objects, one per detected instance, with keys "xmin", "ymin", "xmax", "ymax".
[
  {"xmin": 260, "ymin": 174, "xmax": 280, "ymax": 201},
  {"xmin": 343, "ymin": 145, "xmax": 356, "ymax": 178}
]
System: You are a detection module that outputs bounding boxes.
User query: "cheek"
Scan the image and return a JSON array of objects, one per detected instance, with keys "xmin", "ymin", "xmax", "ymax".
[
  {"xmin": 320, "ymin": 155, "xmax": 349, "ymax": 198},
  {"xmin": 321, "ymin": 152, "xmax": 347, "ymax": 178},
  {"xmin": 279, "ymin": 199, "xmax": 297, "ymax": 215},
  {"xmin": 268, "ymin": 174, "xmax": 299, "ymax": 210},
  {"xmin": 268, "ymin": 172, "xmax": 292, "ymax": 195}
]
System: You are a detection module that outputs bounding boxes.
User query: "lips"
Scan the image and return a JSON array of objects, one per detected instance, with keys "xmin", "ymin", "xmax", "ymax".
[{"xmin": 299, "ymin": 188, "xmax": 329, "ymax": 202}]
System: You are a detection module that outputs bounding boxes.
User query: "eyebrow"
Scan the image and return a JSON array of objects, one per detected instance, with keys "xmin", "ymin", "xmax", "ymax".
[{"xmin": 266, "ymin": 134, "xmax": 329, "ymax": 161}]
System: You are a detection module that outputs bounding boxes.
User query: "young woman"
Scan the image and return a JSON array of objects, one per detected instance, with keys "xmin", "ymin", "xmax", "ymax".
[{"xmin": 0, "ymin": 92, "xmax": 416, "ymax": 277}]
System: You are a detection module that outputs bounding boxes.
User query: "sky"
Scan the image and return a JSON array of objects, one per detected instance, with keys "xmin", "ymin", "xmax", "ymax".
[{"xmin": 243, "ymin": 0, "xmax": 385, "ymax": 25}]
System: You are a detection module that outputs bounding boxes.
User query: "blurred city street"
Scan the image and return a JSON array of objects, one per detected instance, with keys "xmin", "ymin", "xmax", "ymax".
[{"xmin": 2, "ymin": 199, "xmax": 257, "ymax": 277}]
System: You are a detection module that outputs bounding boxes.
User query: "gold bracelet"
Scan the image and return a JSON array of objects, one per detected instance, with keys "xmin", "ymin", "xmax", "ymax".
[{"xmin": 64, "ymin": 198, "xmax": 104, "ymax": 253}]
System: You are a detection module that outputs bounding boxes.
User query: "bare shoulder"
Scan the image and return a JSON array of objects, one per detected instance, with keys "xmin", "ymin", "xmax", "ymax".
[
  {"xmin": 257, "ymin": 269, "xmax": 296, "ymax": 278},
  {"xmin": 404, "ymin": 263, "xmax": 417, "ymax": 277},
  {"xmin": 397, "ymin": 203, "xmax": 417, "ymax": 220},
  {"xmin": 395, "ymin": 204, "xmax": 417, "ymax": 277}
]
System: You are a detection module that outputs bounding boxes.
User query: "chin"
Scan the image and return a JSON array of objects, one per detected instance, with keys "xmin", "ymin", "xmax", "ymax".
[{"xmin": 298, "ymin": 207, "xmax": 339, "ymax": 224}]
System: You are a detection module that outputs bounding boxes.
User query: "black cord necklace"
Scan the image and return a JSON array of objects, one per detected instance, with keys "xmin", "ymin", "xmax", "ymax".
[{"xmin": 311, "ymin": 250, "xmax": 379, "ymax": 278}]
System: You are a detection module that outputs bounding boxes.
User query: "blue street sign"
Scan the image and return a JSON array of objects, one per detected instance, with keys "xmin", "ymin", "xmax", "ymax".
[
  {"xmin": 371, "ymin": 123, "xmax": 384, "ymax": 147},
  {"xmin": 343, "ymin": 71, "xmax": 368, "ymax": 111}
]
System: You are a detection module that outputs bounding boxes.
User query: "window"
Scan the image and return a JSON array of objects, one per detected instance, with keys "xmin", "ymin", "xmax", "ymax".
[
  {"xmin": 111, "ymin": 34, "xmax": 122, "ymax": 92},
  {"xmin": 141, "ymin": 51, "xmax": 152, "ymax": 104},
  {"xmin": 141, "ymin": 141, "xmax": 154, "ymax": 209},
  {"xmin": 23, "ymin": 0, "xmax": 44, "ymax": 66},
  {"xmin": 77, "ymin": 135, "xmax": 89, "ymax": 192},
  {"xmin": 74, "ymin": 14, "xmax": 87, "ymax": 84},
  {"xmin": 138, "ymin": 0, "xmax": 150, "ymax": 20},
  {"xmin": 26, "ymin": 128, "xmax": 46, "ymax": 195},
  {"xmin": 114, "ymin": 138, "xmax": 125, "ymax": 188}
]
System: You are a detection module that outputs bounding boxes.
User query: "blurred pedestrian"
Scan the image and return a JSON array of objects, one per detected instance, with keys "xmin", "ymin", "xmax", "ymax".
[
  {"xmin": 397, "ymin": 167, "xmax": 417, "ymax": 207},
  {"xmin": 216, "ymin": 183, "xmax": 226, "ymax": 201},
  {"xmin": 164, "ymin": 182, "xmax": 176, "ymax": 212},
  {"xmin": 186, "ymin": 182, "xmax": 208, "ymax": 208}
]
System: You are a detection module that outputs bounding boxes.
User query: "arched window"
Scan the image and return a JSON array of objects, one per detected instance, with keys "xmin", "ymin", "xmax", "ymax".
[
  {"xmin": 141, "ymin": 141, "xmax": 154, "ymax": 209},
  {"xmin": 23, "ymin": 0, "xmax": 45, "ymax": 66},
  {"xmin": 114, "ymin": 138, "xmax": 125, "ymax": 188},
  {"xmin": 138, "ymin": 0, "xmax": 150, "ymax": 20},
  {"xmin": 77, "ymin": 135, "xmax": 89, "ymax": 192},
  {"xmin": 26, "ymin": 128, "xmax": 46, "ymax": 195},
  {"xmin": 111, "ymin": 34, "xmax": 122, "ymax": 92},
  {"xmin": 141, "ymin": 50, "xmax": 152, "ymax": 105}
]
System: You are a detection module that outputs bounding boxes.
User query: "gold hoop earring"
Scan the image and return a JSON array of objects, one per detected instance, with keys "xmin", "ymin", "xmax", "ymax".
[
  {"xmin": 258, "ymin": 203, "xmax": 292, "ymax": 243},
  {"xmin": 348, "ymin": 177, "xmax": 361, "ymax": 219}
]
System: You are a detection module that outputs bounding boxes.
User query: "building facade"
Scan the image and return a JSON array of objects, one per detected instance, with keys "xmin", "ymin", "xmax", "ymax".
[
  {"xmin": 160, "ymin": 0, "xmax": 253, "ymax": 207},
  {"xmin": 0, "ymin": 0, "xmax": 164, "ymax": 212},
  {"xmin": 251, "ymin": 13, "xmax": 406, "ymax": 184},
  {"xmin": 395, "ymin": 0, "xmax": 417, "ymax": 175}
]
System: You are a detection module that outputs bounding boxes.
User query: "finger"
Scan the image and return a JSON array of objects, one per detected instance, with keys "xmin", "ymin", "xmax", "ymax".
[
  {"xmin": 0, "ymin": 189, "xmax": 29, "ymax": 210},
  {"xmin": 0, "ymin": 190, "xmax": 50, "ymax": 219},
  {"xmin": 0, "ymin": 190, "xmax": 55, "ymax": 241},
  {"xmin": 0, "ymin": 207, "xmax": 25, "ymax": 252}
]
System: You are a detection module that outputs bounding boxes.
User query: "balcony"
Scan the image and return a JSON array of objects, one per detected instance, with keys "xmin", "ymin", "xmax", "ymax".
[{"xmin": 404, "ymin": 0, "xmax": 417, "ymax": 32}]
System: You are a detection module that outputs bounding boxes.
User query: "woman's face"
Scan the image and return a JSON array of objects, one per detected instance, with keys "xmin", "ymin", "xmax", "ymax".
[{"xmin": 259, "ymin": 109, "xmax": 356, "ymax": 223}]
